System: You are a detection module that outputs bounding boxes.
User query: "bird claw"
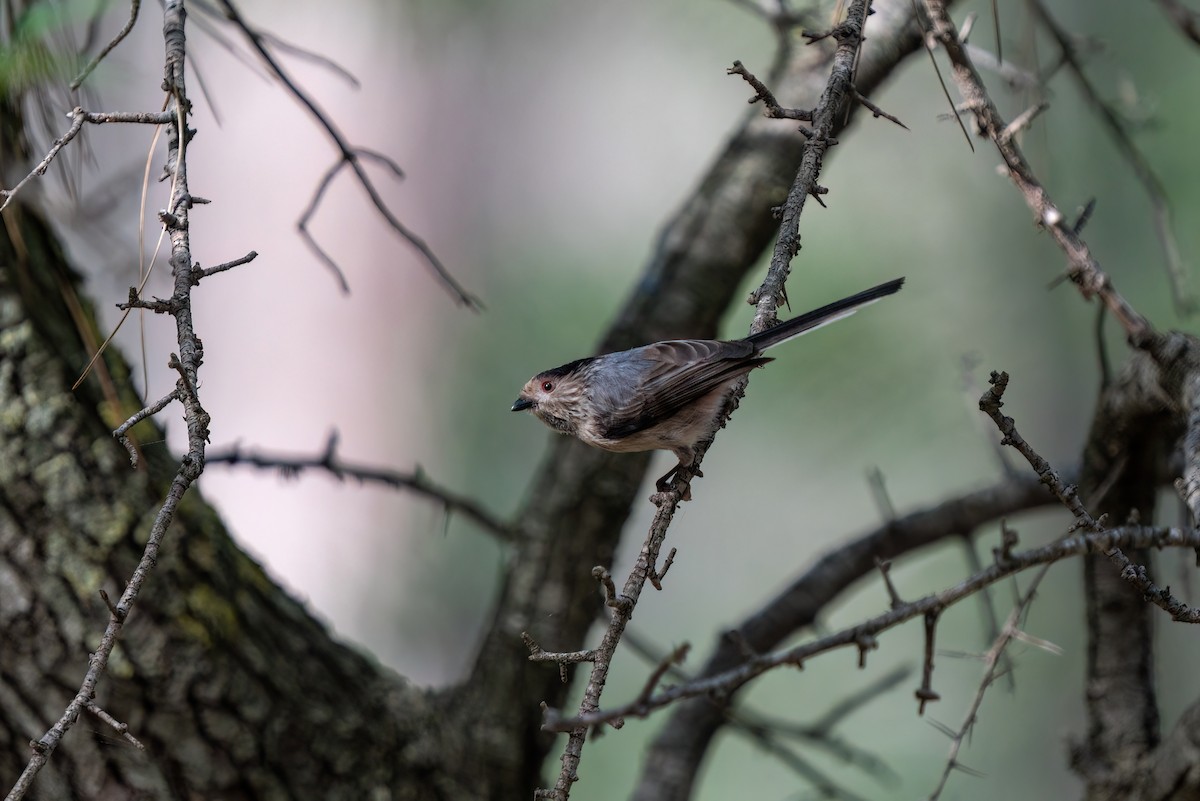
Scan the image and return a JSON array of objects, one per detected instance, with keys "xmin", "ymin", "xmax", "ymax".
[{"xmin": 655, "ymin": 463, "xmax": 702, "ymax": 499}]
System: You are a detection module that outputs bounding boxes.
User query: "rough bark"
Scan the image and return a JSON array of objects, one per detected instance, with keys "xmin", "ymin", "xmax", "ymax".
[
  {"xmin": 1072, "ymin": 352, "xmax": 1172, "ymax": 799},
  {"xmin": 0, "ymin": 202, "xmax": 455, "ymax": 799}
]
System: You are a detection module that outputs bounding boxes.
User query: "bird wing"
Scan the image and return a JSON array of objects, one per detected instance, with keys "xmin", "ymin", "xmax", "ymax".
[{"xmin": 598, "ymin": 339, "xmax": 769, "ymax": 439}]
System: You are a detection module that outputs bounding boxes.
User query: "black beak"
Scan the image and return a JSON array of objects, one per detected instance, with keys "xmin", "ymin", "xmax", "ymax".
[{"xmin": 511, "ymin": 397, "xmax": 534, "ymax": 412}]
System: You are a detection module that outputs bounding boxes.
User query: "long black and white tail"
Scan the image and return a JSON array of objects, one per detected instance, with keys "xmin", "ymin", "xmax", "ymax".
[{"xmin": 746, "ymin": 277, "xmax": 905, "ymax": 351}]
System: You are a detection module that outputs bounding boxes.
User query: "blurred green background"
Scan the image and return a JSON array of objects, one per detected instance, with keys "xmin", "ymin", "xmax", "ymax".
[{"xmin": 46, "ymin": 0, "xmax": 1200, "ymax": 798}]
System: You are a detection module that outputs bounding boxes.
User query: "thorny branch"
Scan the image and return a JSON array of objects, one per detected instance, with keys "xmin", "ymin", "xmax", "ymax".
[
  {"xmin": 621, "ymin": 627, "xmax": 908, "ymax": 784},
  {"xmin": 545, "ymin": 524, "xmax": 1200, "ymax": 732},
  {"xmin": 927, "ymin": 567, "xmax": 1054, "ymax": 800},
  {"xmin": 980, "ymin": 370, "xmax": 1200, "ymax": 622},
  {"xmin": 536, "ymin": 2, "xmax": 878, "ymax": 797},
  {"xmin": 921, "ymin": 0, "xmax": 1156, "ymax": 346},
  {"xmin": 536, "ymin": 491, "xmax": 686, "ymax": 800},
  {"xmin": 4, "ymin": 4, "xmax": 216, "ymax": 798},
  {"xmin": 630, "ymin": 466, "xmax": 1067, "ymax": 801},
  {"xmin": 743, "ymin": 3, "xmax": 880, "ymax": 334},
  {"xmin": 1029, "ymin": 0, "xmax": 1193, "ymax": 315}
]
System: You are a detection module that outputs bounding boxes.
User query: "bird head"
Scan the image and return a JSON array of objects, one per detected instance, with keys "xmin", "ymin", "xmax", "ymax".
[{"xmin": 511, "ymin": 357, "xmax": 595, "ymax": 436}]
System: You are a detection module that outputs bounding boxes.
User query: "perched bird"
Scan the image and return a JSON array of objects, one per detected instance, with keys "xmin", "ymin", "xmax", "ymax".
[{"xmin": 512, "ymin": 277, "xmax": 904, "ymax": 492}]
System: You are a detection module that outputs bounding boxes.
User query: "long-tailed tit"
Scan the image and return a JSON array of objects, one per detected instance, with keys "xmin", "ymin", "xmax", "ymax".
[{"xmin": 512, "ymin": 278, "xmax": 904, "ymax": 491}]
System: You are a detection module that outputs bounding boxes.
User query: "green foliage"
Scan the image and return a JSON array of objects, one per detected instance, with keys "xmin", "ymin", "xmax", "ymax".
[{"xmin": 0, "ymin": 0, "xmax": 86, "ymax": 94}]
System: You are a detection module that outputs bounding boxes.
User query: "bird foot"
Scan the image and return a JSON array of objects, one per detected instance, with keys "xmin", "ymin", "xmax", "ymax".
[{"xmin": 655, "ymin": 463, "xmax": 703, "ymax": 499}]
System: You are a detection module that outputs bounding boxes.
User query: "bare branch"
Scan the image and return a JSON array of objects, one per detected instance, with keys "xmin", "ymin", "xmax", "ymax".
[
  {"xmin": 84, "ymin": 702, "xmax": 144, "ymax": 751},
  {"xmin": 190, "ymin": 249, "xmax": 257, "ymax": 283},
  {"xmin": 928, "ymin": 567, "xmax": 1051, "ymax": 800},
  {"xmin": 113, "ymin": 387, "xmax": 181, "ymax": 468},
  {"xmin": 1030, "ymin": 0, "xmax": 1194, "ymax": 315},
  {"xmin": 620, "ymin": 627, "xmax": 905, "ymax": 781},
  {"xmin": 71, "ymin": 0, "xmax": 142, "ymax": 89},
  {"xmin": 981, "ymin": 369, "xmax": 1200, "ymax": 622},
  {"xmin": 728, "ymin": 60, "xmax": 816, "ymax": 127},
  {"xmin": 525, "ymin": 634, "xmax": 596, "ymax": 664},
  {"xmin": 206, "ymin": 433, "xmax": 513, "ymax": 542},
  {"xmin": 914, "ymin": 610, "xmax": 941, "ymax": 714},
  {"xmin": 546, "ymin": 524, "xmax": 1200, "ymax": 731},
  {"xmin": 213, "ymin": 0, "xmax": 480, "ymax": 307},
  {"xmin": 876, "ymin": 557, "xmax": 906, "ymax": 608},
  {"xmin": 921, "ymin": 0, "xmax": 1156, "ymax": 345},
  {"xmin": 631, "ymin": 470, "xmax": 1068, "ymax": 801},
  {"xmin": 852, "ymin": 88, "xmax": 909, "ymax": 128},
  {"xmin": 978, "ymin": 371, "xmax": 1102, "ymax": 531},
  {"xmin": 957, "ymin": 532, "xmax": 1013, "ymax": 691},
  {"xmin": 0, "ymin": 108, "xmax": 171, "ymax": 213},
  {"xmin": 746, "ymin": 2, "xmax": 876, "ymax": 334}
]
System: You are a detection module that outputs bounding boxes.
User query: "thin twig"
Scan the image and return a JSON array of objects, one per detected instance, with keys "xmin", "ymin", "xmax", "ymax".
[
  {"xmin": 852, "ymin": 88, "xmax": 909, "ymax": 129},
  {"xmin": 620, "ymin": 626, "xmax": 904, "ymax": 781},
  {"xmin": 1176, "ymin": 370, "xmax": 1200, "ymax": 525},
  {"xmin": 84, "ymin": 702, "xmax": 144, "ymax": 751},
  {"xmin": 958, "ymin": 532, "xmax": 1014, "ymax": 691},
  {"xmin": 190, "ymin": 250, "xmax": 257, "ymax": 283},
  {"xmin": 1030, "ymin": 0, "xmax": 1194, "ymax": 315},
  {"xmin": 927, "ymin": 566, "xmax": 1052, "ymax": 800},
  {"xmin": 113, "ymin": 388, "xmax": 181, "ymax": 468},
  {"xmin": 978, "ymin": 371, "xmax": 1101, "ymax": 530},
  {"xmin": 726, "ymin": 0, "xmax": 814, "ymax": 29},
  {"xmin": 910, "ymin": 0, "xmax": 975, "ymax": 151},
  {"xmin": 0, "ymin": 108, "xmax": 171, "ymax": 213},
  {"xmin": 728, "ymin": 60, "xmax": 815, "ymax": 122},
  {"xmin": 915, "ymin": 610, "xmax": 941, "ymax": 714},
  {"xmin": 71, "ymin": 0, "xmax": 142, "ymax": 89},
  {"xmin": 206, "ymin": 433, "xmax": 513, "ymax": 542}
]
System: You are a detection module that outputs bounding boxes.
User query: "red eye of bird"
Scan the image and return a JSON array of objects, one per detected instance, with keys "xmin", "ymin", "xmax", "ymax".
[{"xmin": 541, "ymin": 380, "xmax": 554, "ymax": 392}]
